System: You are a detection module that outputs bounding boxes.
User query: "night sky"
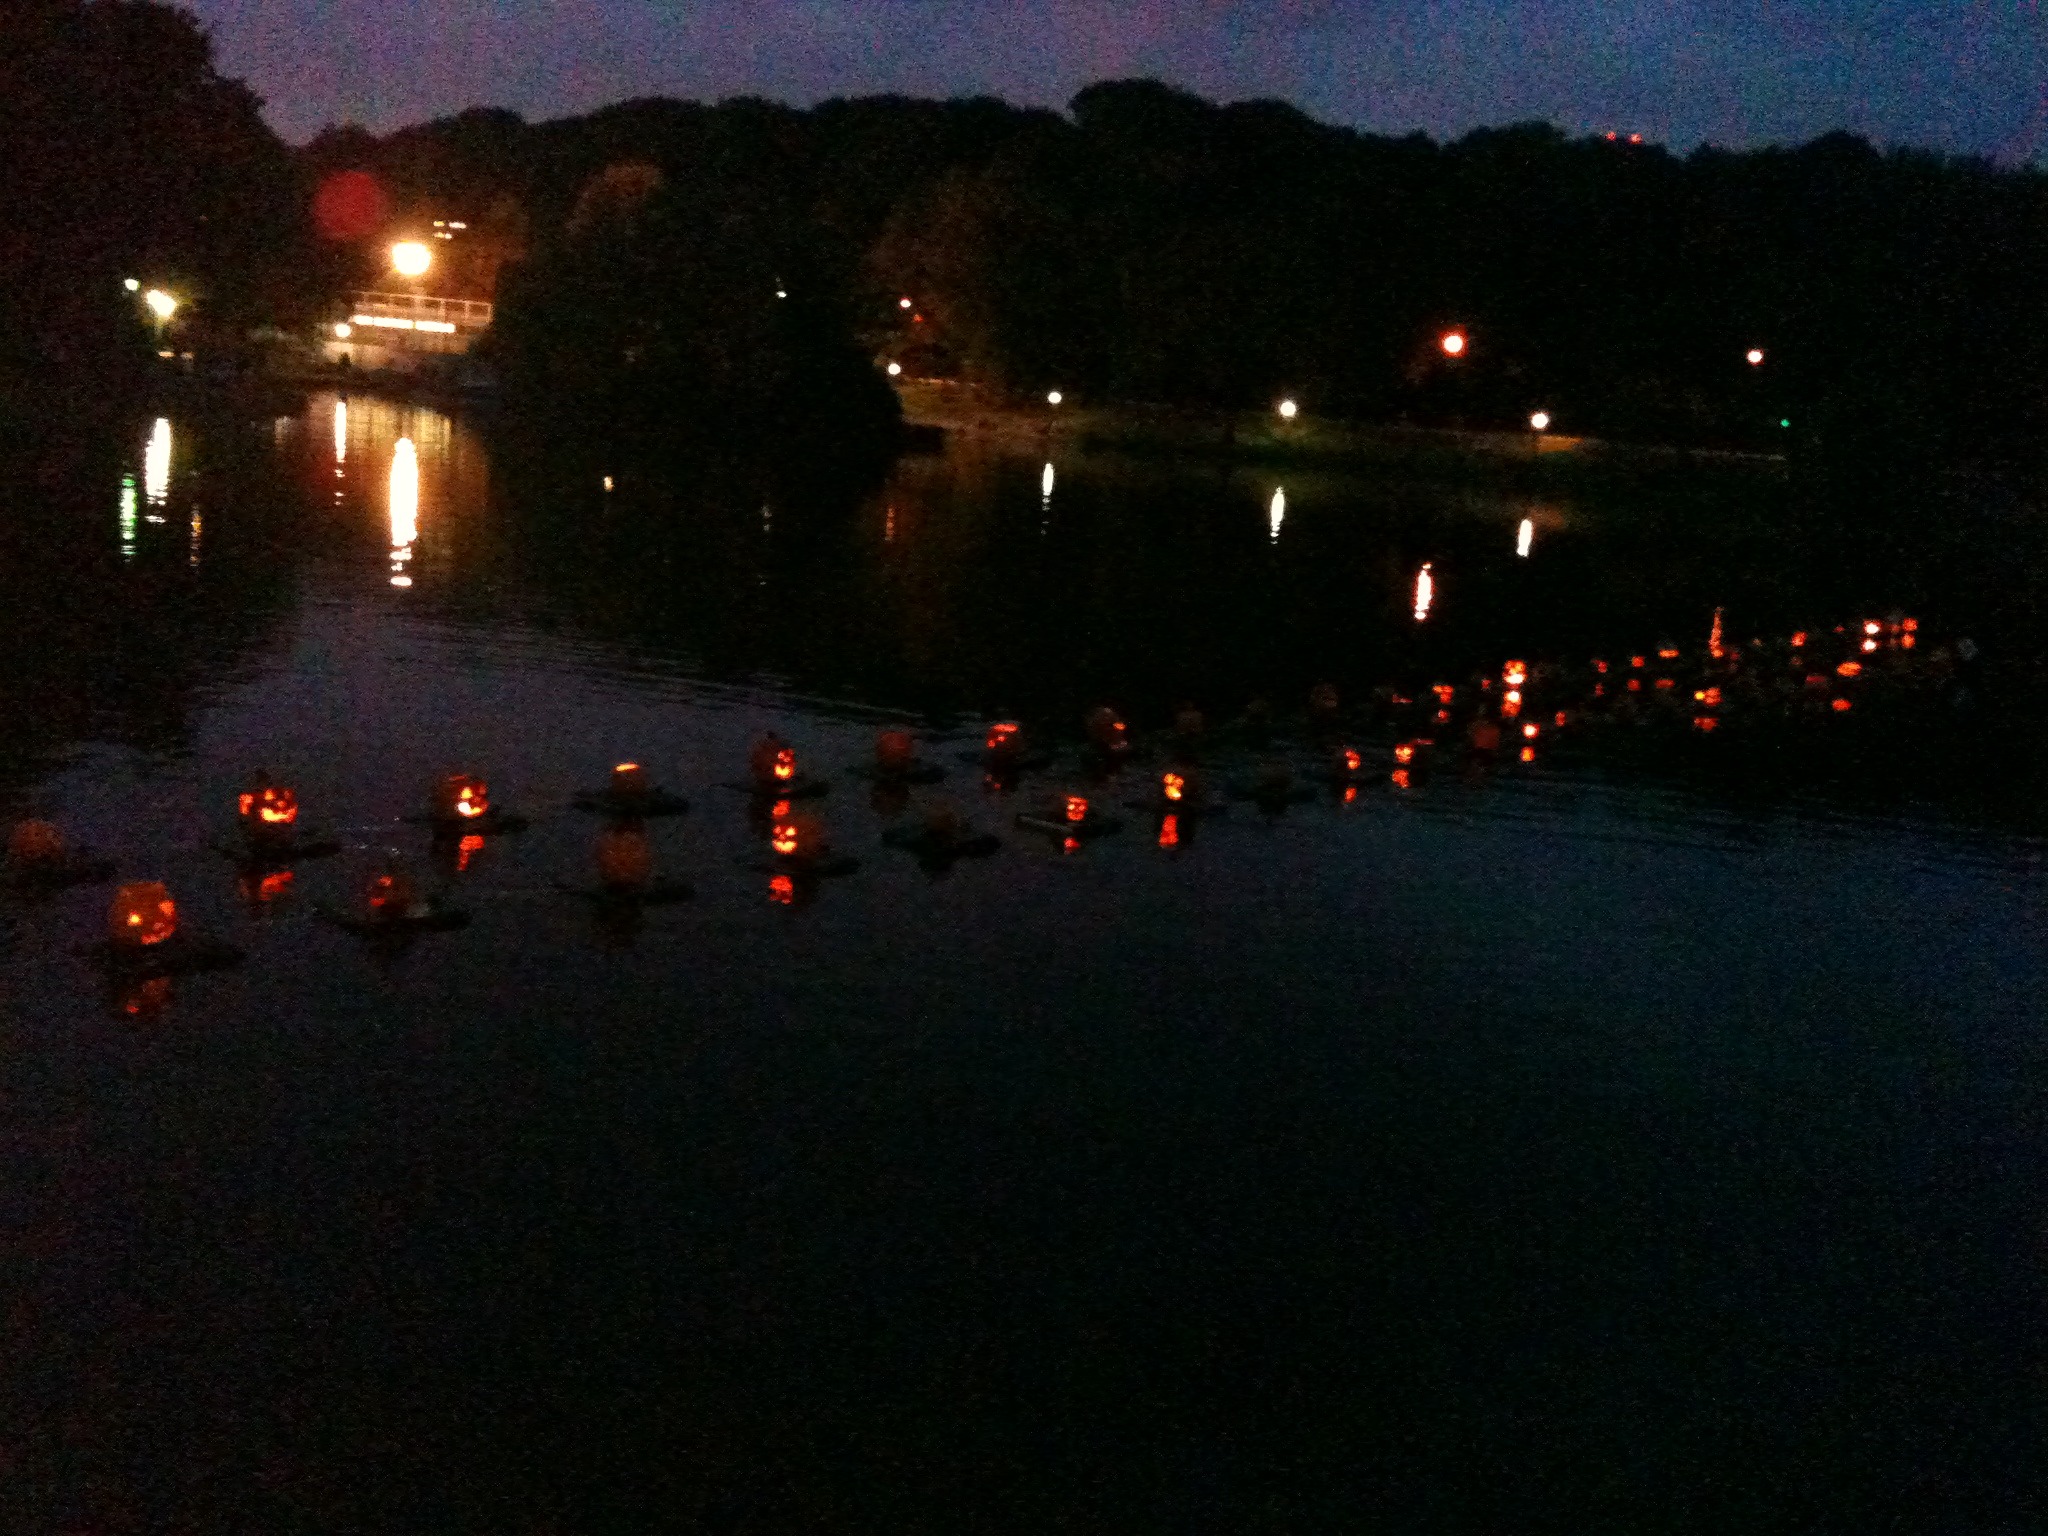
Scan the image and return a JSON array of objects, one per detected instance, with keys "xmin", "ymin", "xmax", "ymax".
[{"xmin": 187, "ymin": 0, "xmax": 2044, "ymax": 159}]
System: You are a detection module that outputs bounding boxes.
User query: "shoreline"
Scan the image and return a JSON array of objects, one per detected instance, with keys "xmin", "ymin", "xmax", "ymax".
[{"xmin": 895, "ymin": 379, "xmax": 1790, "ymax": 486}]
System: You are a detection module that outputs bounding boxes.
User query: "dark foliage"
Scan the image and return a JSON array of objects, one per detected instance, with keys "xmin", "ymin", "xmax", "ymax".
[
  {"xmin": 318, "ymin": 80, "xmax": 2048, "ymax": 470},
  {"xmin": 0, "ymin": 0, "xmax": 301, "ymax": 425}
]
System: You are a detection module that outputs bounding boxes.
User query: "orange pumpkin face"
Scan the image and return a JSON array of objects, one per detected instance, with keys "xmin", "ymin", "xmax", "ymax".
[
  {"xmin": 876, "ymin": 730, "xmax": 916, "ymax": 774},
  {"xmin": 1161, "ymin": 772, "xmax": 1186, "ymax": 803},
  {"xmin": 748, "ymin": 734, "xmax": 795, "ymax": 787},
  {"xmin": 109, "ymin": 882, "xmax": 178, "ymax": 948},
  {"xmin": 1341, "ymin": 748, "xmax": 1363, "ymax": 773},
  {"xmin": 238, "ymin": 778, "xmax": 300, "ymax": 830},
  {"xmin": 596, "ymin": 827, "xmax": 654, "ymax": 891},
  {"xmin": 6, "ymin": 819, "xmax": 66, "ymax": 868},
  {"xmin": 773, "ymin": 813, "xmax": 822, "ymax": 859},
  {"xmin": 1502, "ymin": 661, "xmax": 1528, "ymax": 688},
  {"xmin": 985, "ymin": 722, "xmax": 1024, "ymax": 763},
  {"xmin": 437, "ymin": 774, "xmax": 489, "ymax": 820}
]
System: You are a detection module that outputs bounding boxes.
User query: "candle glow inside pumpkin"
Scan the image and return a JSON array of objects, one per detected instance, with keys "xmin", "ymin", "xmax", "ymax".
[{"xmin": 109, "ymin": 882, "xmax": 178, "ymax": 948}]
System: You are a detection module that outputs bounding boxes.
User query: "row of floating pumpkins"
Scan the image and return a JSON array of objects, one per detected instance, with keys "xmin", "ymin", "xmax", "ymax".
[{"xmin": 2, "ymin": 704, "xmax": 1432, "ymax": 976}]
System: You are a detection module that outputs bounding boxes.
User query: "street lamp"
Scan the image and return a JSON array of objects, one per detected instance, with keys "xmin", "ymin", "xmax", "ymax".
[
  {"xmin": 390, "ymin": 241, "xmax": 433, "ymax": 279},
  {"xmin": 1529, "ymin": 411, "xmax": 1551, "ymax": 431},
  {"xmin": 1046, "ymin": 390, "xmax": 1064, "ymax": 406},
  {"xmin": 1277, "ymin": 399, "xmax": 1299, "ymax": 420},
  {"xmin": 1441, "ymin": 331, "xmax": 1467, "ymax": 357},
  {"xmin": 143, "ymin": 289, "xmax": 178, "ymax": 322},
  {"xmin": 1746, "ymin": 348, "xmax": 1765, "ymax": 366}
]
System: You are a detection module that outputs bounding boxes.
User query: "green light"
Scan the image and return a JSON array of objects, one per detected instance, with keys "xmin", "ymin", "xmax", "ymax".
[{"xmin": 1779, "ymin": 418, "xmax": 1791, "ymax": 428}]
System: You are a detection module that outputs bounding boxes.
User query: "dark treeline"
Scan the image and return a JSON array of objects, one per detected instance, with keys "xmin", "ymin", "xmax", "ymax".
[
  {"xmin": 311, "ymin": 79, "xmax": 2048, "ymax": 471},
  {"xmin": 5, "ymin": 2, "xmax": 2046, "ymax": 473},
  {"xmin": 0, "ymin": 0, "xmax": 302, "ymax": 447}
]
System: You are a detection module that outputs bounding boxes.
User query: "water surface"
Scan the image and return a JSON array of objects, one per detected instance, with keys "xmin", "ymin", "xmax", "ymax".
[{"xmin": 0, "ymin": 395, "xmax": 2039, "ymax": 1531}]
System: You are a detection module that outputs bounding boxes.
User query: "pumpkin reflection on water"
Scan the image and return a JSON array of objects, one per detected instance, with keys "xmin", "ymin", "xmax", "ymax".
[
  {"xmin": 596, "ymin": 827, "xmax": 655, "ymax": 892},
  {"xmin": 1158, "ymin": 814, "xmax": 1181, "ymax": 849},
  {"xmin": 109, "ymin": 883, "xmax": 178, "ymax": 948},
  {"xmin": 367, "ymin": 863, "xmax": 418, "ymax": 920}
]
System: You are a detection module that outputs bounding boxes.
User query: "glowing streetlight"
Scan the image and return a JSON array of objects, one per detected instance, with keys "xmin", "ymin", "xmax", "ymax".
[
  {"xmin": 899, "ymin": 297, "xmax": 913, "ymax": 310},
  {"xmin": 123, "ymin": 278, "xmax": 141, "ymax": 293},
  {"xmin": 333, "ymin": 322, "xmax": 353, "ymax": 340},
  {"xmin": 143, "ymin": 289, "xmax": 178, "ymax": 322},
  {"xmin": 1046, "ymin": 390, "xmax": 1063, "ymax": 406},
  {"xmin": 389, "ymin": 241, "xmax": 433, "ymax": 279},
  {"xmin": 1440, "ymin": 331, "xmax": 1466, "ymax": 357},
  {"xmin": 1529, "ymin": 410, "xmax": 1551, "ymax": 431},
  {"xmin": 1746, "ymin": 348, "xmax": 1765, "ymax": 366},
  {"xmin": 886, "ymin": 361, "xmax": 902, "ymax": 376},
  {"xmin": 1277, "ymin": 398, "xmax": 1299, "ymax": 421}
]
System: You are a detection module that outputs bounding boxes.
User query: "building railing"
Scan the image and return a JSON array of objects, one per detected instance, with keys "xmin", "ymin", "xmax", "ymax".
[{"xmin": 349, "ymin": 291, "xmax": 495, "ymax": 332}]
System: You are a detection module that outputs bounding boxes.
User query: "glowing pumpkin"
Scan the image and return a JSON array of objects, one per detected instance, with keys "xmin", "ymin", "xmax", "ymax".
[
  {"xmin": 237, "ymin": 774, "xmax": 300, "ymax": 832},
  {"xmin": 1340, "ymin": 747, "xmax": 1363, "ymax": 774},
  {"xmin": 984, "ymin": 721, "xmax": 1024, "ymax": 766},
  {"xmin": 1161, "ymin": 772, "xmax": 1186, "ymax": 803},
  {"xmin": 366, "ymin": 862, "xmax": 418, "ymax": 920},
  {"xmin": 1502, "ymin": 660, "xmax": 1527, "ymax": 688},
  {"xmin": 1790, "ymin": 631, "xmax": 1808, "ymax": 649},
  {"xmin": 748, "ymin": 733, "xmax": 795, "ymax": 789},
  {"xmin": 876, "ymin": 729, "xmax": 917, "ymax": 775},
  {"xmin": 596, "ymin": 826, "xmax": 655, "ymax": 892},
  {"xmin": 1394, "ymin": 743, "xmax": 1416, "ymax": 765},
  {"xmin": 436, "ymin": 774, "xmax": 490, "ymax": 820},
  {"xmin": 108, "ymin": 882, "xmax": 178, "ymax": 948},
  {"xmin": 610, "ymin": 762, "xmax": 649, "ymax": 799},
  {"xmin": 6, "ymin": 819, "xmax": 66, "ymax": 869},
  {"xmin": 1085, "ymin": 706, "xmax": 1130, "ymax": 754},
  {"xmin": 772, "ymin": 813, "xmax": 823, "ymax": 860},
  {"xmin": 1064, "ymin": 794, "xmax": 1090, "ymax": 825},
  {"xmin": 1836, "ymin": 661, "xmax": 1863, "ymax": 679}
]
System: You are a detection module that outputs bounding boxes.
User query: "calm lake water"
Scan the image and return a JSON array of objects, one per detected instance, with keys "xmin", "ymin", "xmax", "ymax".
[{"xmin": 0, "ymin": 393, "xmax": 2040, "ymax": 1531}]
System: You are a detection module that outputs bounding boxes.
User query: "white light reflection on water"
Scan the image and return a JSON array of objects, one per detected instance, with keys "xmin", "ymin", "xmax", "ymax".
[
  {"xmin": 118, "ymin": 474, "xmax": 137, "ymax": 561},
  {"xmin": 143, "ymin": 418, "xmax": 171, "ymax": 510},
  {"xmin": 1269, "ymin": 487, "xmax": 1286, "ymax": 543},
  {"xmin": 389, "ymin": 437, "xmax": 418, "ymax": 588},
  {"xmin": 334, "ymin": 399, "xmax": 347, "ymax": 466},
  {"xmin": 1414, "ymin": 562, "xmax": 1435, "ymax": 621},
  {"xmin": 1517, "ymin": 518, "xmax": 1534, "ymax": 558}
]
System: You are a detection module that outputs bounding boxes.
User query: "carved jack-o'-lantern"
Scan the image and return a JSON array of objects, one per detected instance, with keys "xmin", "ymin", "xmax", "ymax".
[
  {"xmin": 1161, "ymin": 772, "xmax": 1187, "ymax": 803},
  {"xmin": 984, "ymin": 722, "xmax": 1024, "ymax": 767},
  {"xmin": 238, "ymin": 774, "xmax": 301, "ymax": 835},
  {"xmin": 1337, "ymin": 747, "xmax": 1364, "ymax": 776},
  {"xmin": 596, "ymin": 826, "xmax": 654, "ymax": 892},
  {"xmin": 6, "ymin": 819, "xmax": 66, "ymax": 869},
  {"xmin": 610, "ymin": 762, "xmax": 649, "ymax": 800},
  {"xmin": 771, "ymin": 812, "xmax": 823, "ymax": 860},
  {"xmin": 436, "ymin": 774, "xmax": 490, "ymax": 821},
  {"xmin": 109, "ymin": 882, "xmax": 178, "ymax": 948},
  {"xmin": 366, "ymin": 861, "xmax": 418, "ymax": 920},
  {"xmin": 1064, "ymin": 794, "xmax": 1090, "ymax": 825},
  {"xmin": 1084, "ymin": 706, "xmax": 1129, "ymax": 754},
  {"xmin": 748, "ymin": 734, "xmax": 796, "ymax": 790},
  {"xmin": 876, "ymin": 729, "xmax": 916, "ymax": 775}
]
